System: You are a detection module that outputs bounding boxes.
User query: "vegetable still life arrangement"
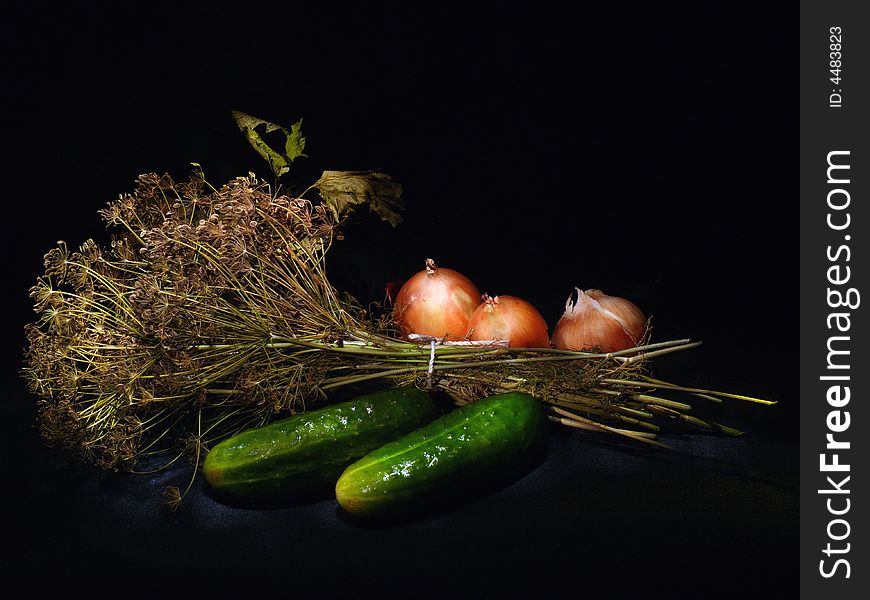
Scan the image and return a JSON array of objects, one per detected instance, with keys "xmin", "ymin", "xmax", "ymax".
[{"xmin": 22, "ymin": 113, "xmax": 775, "ymax": 515}]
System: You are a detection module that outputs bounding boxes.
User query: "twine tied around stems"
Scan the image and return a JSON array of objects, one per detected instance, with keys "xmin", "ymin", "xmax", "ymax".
[
  {"xmin": 428, "ymin": 339, "xmax": 436, "ymax": 388},
  {"xmin": 404, "ymin": 333, "xmax": 511, "ymax": 389}
]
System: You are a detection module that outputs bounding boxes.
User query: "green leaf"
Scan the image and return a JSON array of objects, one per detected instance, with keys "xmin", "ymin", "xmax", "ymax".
[
  {"xmin": 314, "ymin": 171, "xmax": 404, "ymax": 227},
  {"xmin": 231, "ymin": 111, "xmax": 307, "ymax": 178},
  {"xmin": 284, "ymin": 119, "xmax": 306, "ymax": 163}
]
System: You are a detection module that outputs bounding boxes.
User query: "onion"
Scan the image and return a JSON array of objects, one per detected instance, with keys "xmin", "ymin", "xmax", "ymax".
[
  {"xmin": 393, "ymin": 258, "xmax": 481, "ymax": 340},
  {"xmin": 466, "ymin": 294, "xmax": 550, "ymax": 348},
  {"xmin": 551, "ymin": 288, "xmax": 647, "ymax": 353}
]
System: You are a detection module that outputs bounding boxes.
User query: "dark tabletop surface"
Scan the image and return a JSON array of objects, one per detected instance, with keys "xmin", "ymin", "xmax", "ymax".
[{"xmin": 4, "ymin": 366, "xmax": 798, "ymax": 598}]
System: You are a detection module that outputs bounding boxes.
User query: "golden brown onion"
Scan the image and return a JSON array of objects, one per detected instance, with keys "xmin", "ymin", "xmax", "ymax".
[
  {"xmin": 393, "ymin": 258, "xmax": 481, "ymax": 340},
  {"xmin": 466, "ymin": 294, "xmax": 550, "ymax": 348},
  {"xmin": 551, "ymin": 288, "xmax": 647, "ymax": 353}
]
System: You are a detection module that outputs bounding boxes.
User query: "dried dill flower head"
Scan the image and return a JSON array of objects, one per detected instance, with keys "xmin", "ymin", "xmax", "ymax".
[{"xmin": 23, "ymin": 168, "xmax": 376, "ymax": 470}]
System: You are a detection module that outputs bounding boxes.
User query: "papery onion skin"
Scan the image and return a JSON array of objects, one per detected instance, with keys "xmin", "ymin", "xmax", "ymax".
[
  {"xmin": 393, "ymin": 259, "xmax": 481, "ymax": 340},
  {"xmin": 551, "ymin": 288, "xmax": 647, "ymax": 353},
  {"xmin": 466, "ymin": 294, "xmax": 551, "ymax": 348}
]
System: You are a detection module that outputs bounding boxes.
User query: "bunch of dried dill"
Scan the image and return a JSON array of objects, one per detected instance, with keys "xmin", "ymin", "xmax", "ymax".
[{"xmin": 22, "ymin": 116, "xmax": 772, "ymax": 478}]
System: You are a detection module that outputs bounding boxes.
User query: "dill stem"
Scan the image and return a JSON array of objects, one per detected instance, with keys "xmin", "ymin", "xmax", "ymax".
[
  {"xmin": 615, "ymin": 341, "xmax": 703, "ymax": 364},
  {"xmin": 548, "ymin": 415, "xmax": 659, "ymax": 440},
  {"xmin": 550, "ymin": 407, "xmax": 671, "ymax": 450},
  {"xmin": 631, "ymin": 394, "xmax": 693, "ymax": 411},
  {"xmin": 601, "ymin": 379, "xmax": 776, "ymax": 405}
]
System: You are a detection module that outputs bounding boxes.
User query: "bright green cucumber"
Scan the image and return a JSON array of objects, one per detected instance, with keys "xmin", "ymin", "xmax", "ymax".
[
  {"xmin": 202, "ymin": 387, "xmax": 439, "ymax": 502},
  {"xmin": 335, "ymin": 391, "xmax": 547, "ymax": 518}
]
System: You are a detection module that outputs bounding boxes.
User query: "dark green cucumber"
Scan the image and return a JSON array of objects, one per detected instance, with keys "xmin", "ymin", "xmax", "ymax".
[
  {"xmin": 335, "ymin": 392, "xmax": 547, "ymax": 518},
  {"xmin": 202, "ymin": 387, "xmax": 439, "ymax": 502}
]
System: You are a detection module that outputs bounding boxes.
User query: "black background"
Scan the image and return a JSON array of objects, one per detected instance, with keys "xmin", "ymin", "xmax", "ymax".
[{"xmin": 3, "ymin": 3, "xmax": 797, "ymax": 598}]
